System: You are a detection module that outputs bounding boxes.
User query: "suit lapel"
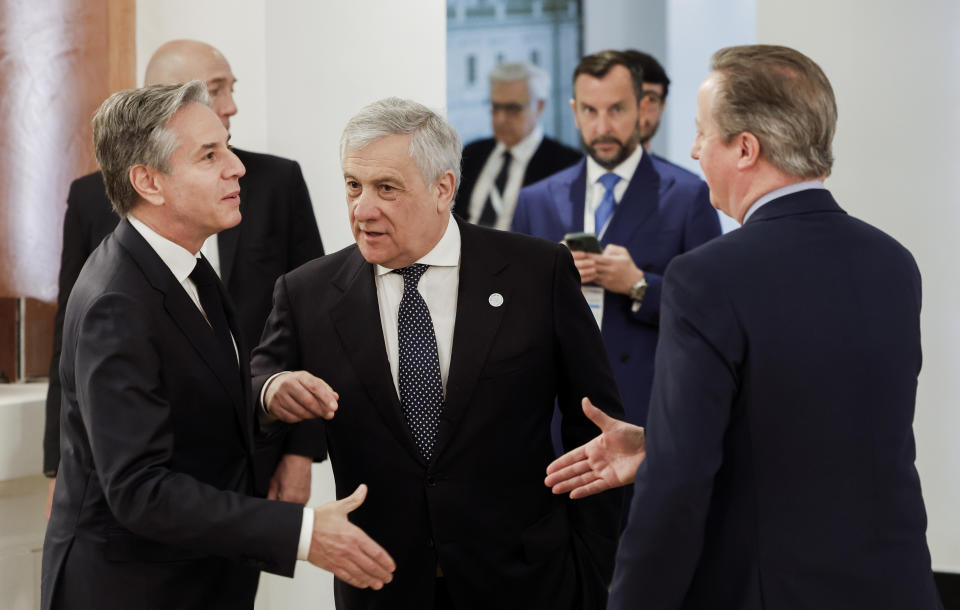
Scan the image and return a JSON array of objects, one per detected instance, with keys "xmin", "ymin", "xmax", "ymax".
[
  {"xmin": 602, "ymin": 151, "xmax": 661, "ymax": 247},
  {"xmin": 217, "ymin": 223, "xmax": 240, "ymax": 288},
  {"xmin": 433, "ymin": 220, "xmax": 509, "ymax": 464},
  {"xmin": 329, "ymin": 249, "xmax": 425, "ymax": 465},
  {"xmin": 115, "ymin": 220, "xmax": 249, "ymax": 438}
]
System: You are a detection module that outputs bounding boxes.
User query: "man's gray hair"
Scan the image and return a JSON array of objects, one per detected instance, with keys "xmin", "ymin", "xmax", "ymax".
[
  {"xmin": 489, "ymin": 61, "xmax": 550, "ymax": 102},
  {"xmin": 92, "ymin": 81, "xmax": 211, "ymax": 217},
  {"xmin": 340, "ymin": 97, "xmax": 462, "ymax": 194},
  {"xmin": 710, "ymin": 45, "xmax": 837, "ymax": 179}
]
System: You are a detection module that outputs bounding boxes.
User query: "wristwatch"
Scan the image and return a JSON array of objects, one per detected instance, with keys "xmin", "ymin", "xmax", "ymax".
[{"xmin": 629, "ymin": 278, "xmax": 648, "ymax": 312}]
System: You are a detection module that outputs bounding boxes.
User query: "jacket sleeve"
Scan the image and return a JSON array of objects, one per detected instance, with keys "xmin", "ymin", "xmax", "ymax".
[{"xmin": 74, "ymin": 291, "xmax": 304, "ymax": 577}]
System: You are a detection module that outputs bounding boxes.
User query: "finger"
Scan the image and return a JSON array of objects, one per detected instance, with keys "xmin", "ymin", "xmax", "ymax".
[
  {"xmin": 582, "ymin": 397, "xmax": 615, "ymax": 431},
  {"xmin": 602, "ymin": 244, "xmax": 624, "ymax": 256},
  {"xmin": 302, "ymin": 377, "xmax": 339, "ymax": 416},
  {"xmin": 350, "ymin": 533, "xmax": 396, "ymax": 583},
  {"xmin": 553, "ymin": 471, "xmax": 602, "ymax": 496},
  {"xmin": 545, "ymin": 456, "xmax": 592, "ymax": 486},
  {"xmin": 545, "ymin": 445, "xmax": 587, "ymax": 475},
  {"xmin": 337, "ymin": 484, "xmax": 368, "ymax": 514},
  {"xmin": 570, "ymin": 478, "xmax": 614, "ymax": 500},
  {"xmin": 334, "ymin": 557, "xmax": 381, "ymax": 590},
  {"xmin": 270, "ymin": 400, "xmax": 313, "ymax": 423},
  {"xmin": 267, "ymin": 477, "xmax": 281, "ymax": 501}
]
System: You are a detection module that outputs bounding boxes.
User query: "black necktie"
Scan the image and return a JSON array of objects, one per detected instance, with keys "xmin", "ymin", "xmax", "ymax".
[
  {"xmin": 393, "ymin": 264, "xmax": 444, "ymax": 461},
  {"xmin": 479, "ymin": 150, "xmax": 512, "ymax": 227},
  {"xmin": 190, "ymin": 255, "xmax": 237, "ymax": 367}
]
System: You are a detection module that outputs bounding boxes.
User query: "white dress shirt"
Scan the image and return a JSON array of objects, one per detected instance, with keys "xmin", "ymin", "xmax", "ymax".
[
  {"xmin": 128, "ymin": 215, "xmax": 312, "ymax": 561},
  {"xmin": 583, "ymin": 144, "xmax": 644, "ymax": 238},
  {"xmin": 199, "ymin": 233, "xmax": 221, "ymax": 278},
  {"xmin": 375, "ymin": 213, "xmax": 461, "ymax": 395},
  {"xmin": 468, "ymin": 125, "xmax": 545, "ymax": 230},
  {"xmin": 742, "ymin": 180, "xmax": 827, "ymax": 224}
]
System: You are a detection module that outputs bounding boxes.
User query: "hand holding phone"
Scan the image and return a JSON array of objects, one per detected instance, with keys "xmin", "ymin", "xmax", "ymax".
[{"xmin": 563, "ymin": 232, "xmax": 602, "ymax": 254}]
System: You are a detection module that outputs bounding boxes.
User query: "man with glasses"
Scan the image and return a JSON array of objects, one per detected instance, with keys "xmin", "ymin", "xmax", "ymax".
[
  {"xmin": 453, "ymin": 62, "xmax": 580, "ymax": 229},
  {"xmin": 622, "ymin": 49, "xmax": 670, "ymax": 151}
]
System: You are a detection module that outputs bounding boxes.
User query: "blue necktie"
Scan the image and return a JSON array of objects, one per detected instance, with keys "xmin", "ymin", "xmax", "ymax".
[
  {"xmin": 394, "ymin": 264, "xmax": 444, "ymax": 461},
  {"xmin": 595, "ymin": 173, "xmax": 620, "ymax": 237}
]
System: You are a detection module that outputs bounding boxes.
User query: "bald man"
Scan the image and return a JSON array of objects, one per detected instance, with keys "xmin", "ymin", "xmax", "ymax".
[{"xmin": 43, "ymin": 40, "xmax": 325, "ymax": 515}]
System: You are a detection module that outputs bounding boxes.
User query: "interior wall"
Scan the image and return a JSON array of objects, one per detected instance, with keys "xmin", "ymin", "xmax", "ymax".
[{"xmin": 756, "ymin": 0, "xmax": 960, "ymax": 572}]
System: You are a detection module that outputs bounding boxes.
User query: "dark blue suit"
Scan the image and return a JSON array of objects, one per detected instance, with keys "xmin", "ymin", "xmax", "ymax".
[
  {"xmin": 610, "ymin": 188, "xmax": 941, "ymax": 609},
  {"xmin": 512, "ymin": 153, "xmax": 720, "ymax": 426}
]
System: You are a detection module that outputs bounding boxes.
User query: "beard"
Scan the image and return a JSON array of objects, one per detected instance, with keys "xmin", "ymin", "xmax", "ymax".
[
  {"xmin": 639, "ymin": 117, "xmax": 661, "ymax": 146},
  {"xmin": 582, "ymin": 124, "xmax": 641, "ymax": 170}
]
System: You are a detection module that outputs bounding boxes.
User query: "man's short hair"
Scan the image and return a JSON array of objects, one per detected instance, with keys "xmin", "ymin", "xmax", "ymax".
[
  {"xmin": 573, "ymin": 50, "xmax": 644, "ymax": 103},
  {"xmin": 93, "ymin": 81, "xmax": 211, "ymax": 217},
  {"xmin": 488, "ymin": 61, "xmax": 550, "ymax": 102},
  {"xmin": 622, "ymin": 49, "xmax": 670, "ymax": 99},
  {"xmin": 340, "ymin": 97, "xmax": 462, "ymax": 198},
  {"xmin": 710, "ymin": 45, "xmax": 837, "ymax": 179}
]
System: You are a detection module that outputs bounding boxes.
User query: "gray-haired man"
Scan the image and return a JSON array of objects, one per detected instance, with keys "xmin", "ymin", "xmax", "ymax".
[
  {"xmin": 251, "ymin": 97, "xmax": 623, "ymax": 609},
  {"xmin": 453, "ymin": 62, "xmax": 580, "ymax": 229},
  {"xmin": 41, "ymin": 82, "xmax": 394, "ymax": 610}
]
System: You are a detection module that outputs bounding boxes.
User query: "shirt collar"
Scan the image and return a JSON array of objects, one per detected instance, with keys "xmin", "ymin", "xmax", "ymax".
[
  {"xmin": 375, "ymin": 214, "xmax": 461, "ymax": 276},
  {"xmin": 128, "ymin": 214, "xmax": 201, "ymax": 283},
  {"xmin": 585, "ymin": 143, "xmax": 643, "ymax": 190},
  {"xmin": 493, "ymin": 124, "xmax": 544, "ymax": 164},
  {"xmin": 742, "ymin": 180, "xmax": 827, "ymax": 223}
]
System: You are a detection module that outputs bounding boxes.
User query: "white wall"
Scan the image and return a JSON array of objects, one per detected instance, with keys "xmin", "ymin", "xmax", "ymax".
[
  {"xmin": 757, "ymin": 0, "xmax": 960, "ymax": 572},
  {"xmin": 136, "ymin": 2, "xmax": 447, "ymax": 607}
]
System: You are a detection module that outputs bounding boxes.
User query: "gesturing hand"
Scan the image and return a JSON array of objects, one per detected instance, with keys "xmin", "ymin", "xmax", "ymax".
[
  {"xmin": 264, "ymin": 370, "xmax": 339, "ymax": 423},
  {"xmin": 308, "ymin": 484, "xmax": 396, "ymax": 590},
  {"xmin": 545, "ymin": 397, "xmax": 646, "ymax": 499}
]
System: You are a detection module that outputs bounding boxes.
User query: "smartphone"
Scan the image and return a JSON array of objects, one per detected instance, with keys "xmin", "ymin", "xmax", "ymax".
[{"xmin": 564, "ymin": 232, "xmax": 602, "ymax": 254}]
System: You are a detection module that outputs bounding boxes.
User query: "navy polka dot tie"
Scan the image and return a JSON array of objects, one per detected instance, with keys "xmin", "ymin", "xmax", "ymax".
[{"xmin": 394, "ymin": 264, "xmax": 444, "ymax": 461}]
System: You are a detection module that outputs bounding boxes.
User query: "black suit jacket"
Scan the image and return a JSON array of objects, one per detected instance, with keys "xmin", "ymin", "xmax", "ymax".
[
  {"xmin": 41, "ymin": 220, "xmax": 304, "ymax": 610},
  {"xmin": 452, "ymin": 135, "xmax": 581, "ymax": 221},
  {"xmin": 251, "ymin": 219, "xmax": 624, "ymax": 609},
  {"xmin": 43, "ymin": 148, "xmax": 325, "ymax": 479},
  {"xmin": 609, "ymin": 189, "xmax": 941, "ymax": 609}
]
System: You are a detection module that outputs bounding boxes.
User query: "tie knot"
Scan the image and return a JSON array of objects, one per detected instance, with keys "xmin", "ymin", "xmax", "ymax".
[
  {"xmin": 393, "ymin": 263, "xmax": 429, "ymax": 286},
  {"xmin": 190, "ymin": 256, "xmax": 218, "ymax": 286},
  {"xmin": 598, "ymin": 172, "xmax": 620, "ymax": 193}
]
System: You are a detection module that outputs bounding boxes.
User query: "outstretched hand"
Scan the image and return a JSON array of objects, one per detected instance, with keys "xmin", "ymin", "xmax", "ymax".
[
  {"xmin": 545, "ymin": 397, "xmax": 646, "ymax": 499},
  {"xmin": 308, "ymin": 484, "xmax": 396, "ymax": 589}
]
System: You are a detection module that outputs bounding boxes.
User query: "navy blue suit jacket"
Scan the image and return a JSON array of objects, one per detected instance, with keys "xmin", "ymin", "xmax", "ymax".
[
  {"xmin": 512, "ymin": 153, "xmax": 720, "ymax": 426},
  {"xmin": 610, "ymin": 189, "xmax": 941, "ymax": 609}
]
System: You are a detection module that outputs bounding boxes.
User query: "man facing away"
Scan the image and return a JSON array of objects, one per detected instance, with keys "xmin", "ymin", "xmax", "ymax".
[
  {"xmin": 512, "ymin": 50, "xmax": 720, "ymax": 433},
  {"xmin": 43, "ymin": 40, "xmax": 325, "ymax": 515},
  {"xmin": 41, "ymin": 82, "xmax": 394, "ymax": 610},
  {"xmin": 453, "ymin": 61, "xmax": 580, "ymax": 229},
  {"xmin": 251, "ymin": 97, "xmax": 624, "ymax": 609},
  {"xmin": 545, "ymin": 45, "xmax": 942, "ymax": 610}
]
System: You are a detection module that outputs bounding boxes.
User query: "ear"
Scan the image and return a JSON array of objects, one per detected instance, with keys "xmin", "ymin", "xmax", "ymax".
[
  {"xmin": 534, "ymin": 98, "xmax": 546, "ymax": 119},
  {"xmin": 130, "ymin": 165, "xmax": 165, "ymax": 206},
  {"xmin": 434, "ymin": 169, "xmax": 457, "ymax": 212},
  {"xmin": 736, "ymin": 132, "xmax": 761, "ymax": 170},
  {"xmin": 569, "ymin": 98, "xmax": 581, "ymax": 131}
]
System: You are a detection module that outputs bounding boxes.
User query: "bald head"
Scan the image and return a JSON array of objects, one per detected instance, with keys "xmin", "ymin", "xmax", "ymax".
[{"xmin": 144, "ymin": 40, "xmax": 238, "ymax": 131}]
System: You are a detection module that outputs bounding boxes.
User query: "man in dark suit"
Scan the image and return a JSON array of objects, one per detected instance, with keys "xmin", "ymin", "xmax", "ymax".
[
  {"xmin": 251, "ymin": 97, "xmax": 623, "ymax": 609},
  {"xmin": 512, "ymin": 50, "xmax": 720, "ymax": 431},
  {"xmin": 42, "ymin": 82, "xmax": 394, "ymax": 610},
  {"xmin": 545, "ymin": 45, "xmax": 942, "ymax": 609},
  {"xmin": 43, "ymin": 40, "xmax": 325, "ymax": 515},
  {"xmin": 453, "ymin": 61, "xmax": 580, "ymax": 229}
]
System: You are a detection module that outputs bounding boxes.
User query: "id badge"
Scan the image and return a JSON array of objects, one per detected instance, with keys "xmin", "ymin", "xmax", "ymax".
[{"xmin": 582, "ymin": 286, "xmax": 604, "ymax": 328}]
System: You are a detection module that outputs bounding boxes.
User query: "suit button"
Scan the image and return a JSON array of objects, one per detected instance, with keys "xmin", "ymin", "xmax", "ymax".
[
  {"xmin": 426, "ymin": 476, "xmax": 436, "ymax": 487},
  {"xmin": 620, "ymin": 353, "xmax": 630, "ymax": 363}
]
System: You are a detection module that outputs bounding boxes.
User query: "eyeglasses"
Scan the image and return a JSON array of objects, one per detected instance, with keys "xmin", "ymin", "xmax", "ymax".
[{"xmin": 489, "ymin": 101, "xmax": 530, "ymax": 116}]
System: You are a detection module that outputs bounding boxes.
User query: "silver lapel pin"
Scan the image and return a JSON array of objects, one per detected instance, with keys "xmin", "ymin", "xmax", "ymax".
[{"xmin": 488, "ymin": 293, "xmax": 504, "ymax": 308}]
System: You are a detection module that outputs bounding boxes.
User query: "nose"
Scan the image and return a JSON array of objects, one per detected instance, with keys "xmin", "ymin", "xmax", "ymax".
[
  {"xmin": 216, "ymin": 91, "xmax": 238, "ymax": 129},
  {"xmin": 225, "ymin": 148, "xmax": 246, "ymax": 179},
  {"xmin": 690, "ymin": 138, "xmax": 701, "ymax": 160},
  {"xmin": 351, "ymin": 186, "xmax": 379, "ymax": 222}
]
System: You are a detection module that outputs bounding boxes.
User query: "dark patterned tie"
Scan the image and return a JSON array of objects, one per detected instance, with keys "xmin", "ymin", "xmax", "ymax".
[
  {"xmin": 479, "ymin": 150, "xmax": 512, "ymax": 227},
  {"xmin": 393, "ymin": 264, "xmax": 444, "ymax": 461},
  {"xmin": 190, "ymin": 255, "xmax": 237, "ymax": 367}
]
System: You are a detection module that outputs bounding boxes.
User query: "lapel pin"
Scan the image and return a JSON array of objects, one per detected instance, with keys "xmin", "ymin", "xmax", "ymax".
[{"xmin": 488, "ymin": 293, "xmax": 504, "ymax": 308}]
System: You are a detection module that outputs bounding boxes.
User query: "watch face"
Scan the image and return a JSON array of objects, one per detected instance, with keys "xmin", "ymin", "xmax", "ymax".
[{"xmin": 630, "ymin": 280, "xmax": 647, "ymax": 301}]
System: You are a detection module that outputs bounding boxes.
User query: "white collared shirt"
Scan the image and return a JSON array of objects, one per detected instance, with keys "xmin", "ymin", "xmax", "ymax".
[
  {"xmin": 583, "ymin": 144, "xmax": 644, "ymax": 238},
  {"xmin": 468, "ymin": 125, "xmax": 545, "ymax": 230},
  {"xmin": 375, "ymin": 213, "xmax": 461, "ymax": 395},
  {"xmin": 742, "ymin": 180, "xmax": 827, "ymax": 224},
  {"xmin": 128, "ymin": 215, "xmax": 207, "ymax": 314}
]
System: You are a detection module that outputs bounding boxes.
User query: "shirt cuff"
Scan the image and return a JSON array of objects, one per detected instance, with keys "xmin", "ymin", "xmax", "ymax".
[
  {"xmin": 297, "ymin": 506, "xmax": 314, "ymax": 561},
  {"xmin": 259, "ymin": 371, "xmax": 289, "ymax": 414}
]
